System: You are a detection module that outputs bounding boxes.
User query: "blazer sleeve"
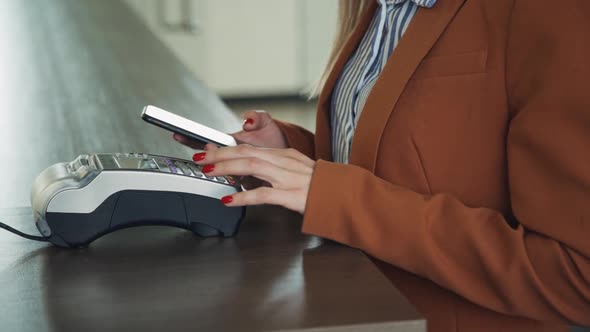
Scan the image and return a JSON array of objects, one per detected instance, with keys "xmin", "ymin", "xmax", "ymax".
[
  {"xmin": 301, "ymin": 1, "xmax": 590, "ymax": 325},
  {"xmin": 274, "ymin": 120, "xmax": 315, "ymax": 159}
]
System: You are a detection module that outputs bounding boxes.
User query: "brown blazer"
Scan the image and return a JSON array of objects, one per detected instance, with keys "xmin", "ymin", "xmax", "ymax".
[{"xmin": 276, "ymin": 0, "xmax": 590, "ymax": 331}]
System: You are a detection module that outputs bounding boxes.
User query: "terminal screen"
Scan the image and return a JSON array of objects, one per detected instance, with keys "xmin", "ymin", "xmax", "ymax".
[{"xmin": 114, "ymin": 156, "xmax": 159, "ymax": 170}]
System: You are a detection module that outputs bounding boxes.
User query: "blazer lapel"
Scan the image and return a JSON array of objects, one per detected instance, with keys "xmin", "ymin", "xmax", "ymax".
[
  {"xmin": 349, "ymin": 0, "xmax": 467, "ymax": 171},
  {"xmin": 314, "ymin": 2, "xmax": 378, "ymax": 161}
]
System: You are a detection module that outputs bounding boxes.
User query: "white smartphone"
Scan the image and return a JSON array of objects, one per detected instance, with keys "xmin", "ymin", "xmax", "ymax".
[{"xmin": 141, "ymin": 105, "xmax": 237, "ymax": 147}]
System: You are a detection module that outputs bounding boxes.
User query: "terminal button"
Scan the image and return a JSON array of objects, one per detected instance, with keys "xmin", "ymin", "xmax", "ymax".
[
  {"xmin": 215, "ymin": 177, "xmax": 228, "ymax": 183},
  {"xmin": 97, "ymin": 155, "xmax": 118, "ymax": 170},
  {"xmin": 164, "ymin": 159, "xmax": 183, "ymax": 175},
  {"xmin": 175, "ymin": 161, "xmax": 195, "ymax": 176},
  {"xmin": 187, "ymin": 164, "xmax": 205, "ymax": 178},
  {"xmin": 155, "ymin": 159, "xmax": 171, "ymax": 172}
]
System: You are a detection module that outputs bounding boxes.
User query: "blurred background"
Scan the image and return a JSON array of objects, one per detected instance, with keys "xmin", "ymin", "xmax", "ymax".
[
  {"xmin": 126, "ymin": 0, "xmax": 339, "ymax": 131},
  {"xmin": 0, "ymin": 0, "xmax": 337, "ymax": 208}
]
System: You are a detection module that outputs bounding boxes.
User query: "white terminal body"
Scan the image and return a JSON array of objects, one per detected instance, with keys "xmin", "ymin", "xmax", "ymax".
[{"xmin": 30, "ymin": 153, "xmax": 242, "ymax": 246}]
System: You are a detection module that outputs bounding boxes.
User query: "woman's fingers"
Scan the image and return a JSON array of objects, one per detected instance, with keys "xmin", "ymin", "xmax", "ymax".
[
  {"xmin": 202, "ymin": 157, "xmax": 303, "ymax": 188},
  {"xmin": 241, "ymin": 110, "xmax": 272, "ymax": 132},
  {"xmin": 173, "ymin": 133, "xmax": 206, "ymax": 150},
  {"xmin": 204, "ymin": 143, "xmax": 219, "ymax": 152},
  {"xmin": 280, "ymin": 148, "xmax": 316, "ymax": 168},
  {"xmin": 231, "ymin": 111, "xmax": 289, "ymax": 149},
  {"xmin": 222, "ymin": 187, "xmax": 307, "ymax": 214},
  {"xmin": 231, "ymin": 130, "xmax": 256, "ymax": 145},
  {"xmin": 201, "ymin": 144, "xmax": 315, "ymax": 214},
  {"xmin": 196, "ymin": 148, "xmax": 312, "ymax": 176},
  {"xmin": 193, "ymin": 145, "xmax": 314, "ymax": 172}
]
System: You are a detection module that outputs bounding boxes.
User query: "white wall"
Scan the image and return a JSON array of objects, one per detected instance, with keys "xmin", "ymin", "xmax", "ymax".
[{"xmin": 125, "ymin": 0, "xmax": 338, "ymax": 98}]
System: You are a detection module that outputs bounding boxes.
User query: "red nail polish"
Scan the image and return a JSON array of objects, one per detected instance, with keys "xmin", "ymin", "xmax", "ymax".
[
  {"xmin": 202, "ymin": 164, "xmax": 215, "ymax": 173},
  {"xmin": 244, "ymin": 118, "xmax": 254, "ymax": 125},
  {"xmin": 221, "ymin": 195, "xmax": 233, "ymax": 204},
  {"xmin": 192, "ymin": 152, "xmax": 206, "ymax": 162}
]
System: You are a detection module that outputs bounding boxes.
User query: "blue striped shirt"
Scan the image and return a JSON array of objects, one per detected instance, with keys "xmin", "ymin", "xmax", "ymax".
[{"xmin": 331, "ymin": 0, "xmax": 437, "ymax": 164}]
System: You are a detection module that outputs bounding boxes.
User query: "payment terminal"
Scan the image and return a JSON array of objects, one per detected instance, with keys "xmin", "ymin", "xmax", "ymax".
[{"xmin": 29, "ymin": 153, "xmax": 244, "ymax": 248}]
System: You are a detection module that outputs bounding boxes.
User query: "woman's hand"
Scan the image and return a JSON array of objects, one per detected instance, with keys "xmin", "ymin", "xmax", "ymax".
[
  {"xmin": 173, "ymin": 110, "xmax": 288, "ymax": 149},
  {"xmin": 192, "ymin": 144, "xmax": 315, "ymax": 214}
]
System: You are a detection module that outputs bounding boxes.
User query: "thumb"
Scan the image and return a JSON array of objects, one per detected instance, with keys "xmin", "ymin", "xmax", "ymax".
[
  {"xmin": 204, "ymin": 143, "xmax": 219, "ymax": 152},
  {"xmin": 242, "ymin": 110, "xmax": 273, "ymax": 132}
]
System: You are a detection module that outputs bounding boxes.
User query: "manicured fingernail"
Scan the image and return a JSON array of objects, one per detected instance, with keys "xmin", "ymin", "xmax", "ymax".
[
  {"xmin": 202, "ymin": 164, "xmax": 215, "ymax": 173},
  {"xmin": 244, "ymin": 118, "xmax": 254, "ymax": 125},
  {"xmin": 192, "ymin": 152, "xmax": 206, "ymax": 162},
  {"xmin": 221, "ymin": 195, "xmax": 233, "ymax": 204}
]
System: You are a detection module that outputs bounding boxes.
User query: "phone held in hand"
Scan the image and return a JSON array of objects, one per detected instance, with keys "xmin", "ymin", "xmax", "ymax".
[{"xmin": 141, "ymin": 105, "xmax": 237, "ymax": 147}]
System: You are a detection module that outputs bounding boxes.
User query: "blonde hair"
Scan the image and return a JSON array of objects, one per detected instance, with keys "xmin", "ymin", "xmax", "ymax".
[{"xmin": 311, "ymin": 0, "xmax": 371, "ymax": 97}]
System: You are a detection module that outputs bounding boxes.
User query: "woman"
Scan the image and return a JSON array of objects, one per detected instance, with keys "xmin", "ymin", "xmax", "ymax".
[{"xmin": 174, "ymin": 0, "xmax": 590, "ymax": 331}]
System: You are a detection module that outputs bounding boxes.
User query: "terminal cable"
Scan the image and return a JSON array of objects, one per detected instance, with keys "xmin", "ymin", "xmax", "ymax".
[{"xmin": 0, "ymin": 221, "xmax": 49, "ymax": 242}]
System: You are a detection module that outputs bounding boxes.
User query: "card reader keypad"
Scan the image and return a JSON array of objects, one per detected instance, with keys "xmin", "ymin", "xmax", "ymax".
[
  {"xmin": 96, "ymin": 153, "xmax": 235, "ymax": 186},
  {"xmin": 176, "ymin": 162, "xmax": 195, "ymax": 176},
  {"xmin": 162, "ymin": 158, "xmax": 228, "ymax": 184},
  {"xmin": 163, "ymin": 159, "xmax": 183, "ymax": 175}
]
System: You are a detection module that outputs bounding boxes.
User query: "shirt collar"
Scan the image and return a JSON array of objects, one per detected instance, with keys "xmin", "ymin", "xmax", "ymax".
[{"xmin": 381, "ymin": 0, "xmax": 437, "ymax": 8}]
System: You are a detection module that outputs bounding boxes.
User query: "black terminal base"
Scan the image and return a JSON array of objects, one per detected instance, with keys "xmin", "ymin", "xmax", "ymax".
[{"xmin": 45, "ymin": 190, "xmax": 245, "ymax": 248}]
